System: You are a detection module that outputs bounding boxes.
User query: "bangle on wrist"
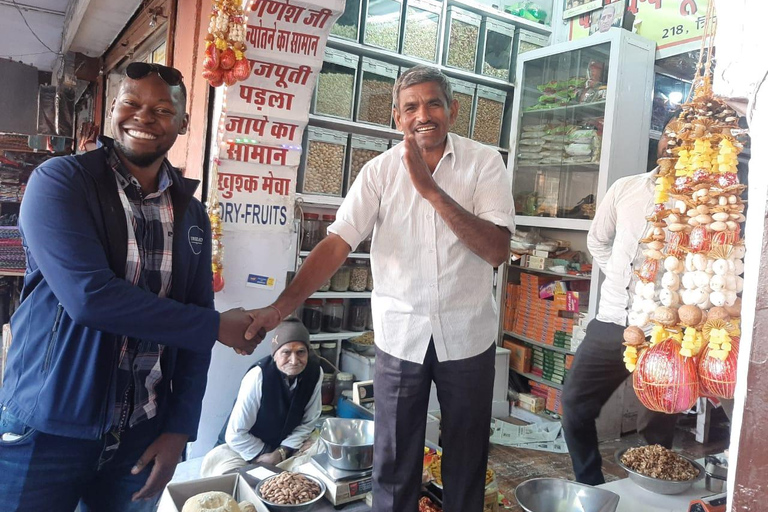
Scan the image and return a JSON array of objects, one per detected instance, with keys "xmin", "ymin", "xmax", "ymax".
[
  {"xmin": 277, "ymin": 446, "xmax": 288, "ymax": 461},
  {"xmin": 268, "ymin": 304, "xmax": 283, "ymax": 322}
]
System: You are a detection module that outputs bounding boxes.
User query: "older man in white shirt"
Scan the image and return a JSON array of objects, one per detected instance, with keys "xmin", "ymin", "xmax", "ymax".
[
  {"xmin": 244, "ymin": 65, "xmax": 514, "ymax": 512},
  {"xmin": 561, "ymin": 118, "xmax": 680, "ymax": 485}
]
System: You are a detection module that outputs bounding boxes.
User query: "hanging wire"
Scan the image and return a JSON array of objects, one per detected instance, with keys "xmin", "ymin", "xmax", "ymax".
[
  {"xmin": 10, "ymin": 0, "xmax": 60, "ymax": 56},
  {"xmin": 686, "ymin": 0, "xmax": 717, "ymax": 103}
]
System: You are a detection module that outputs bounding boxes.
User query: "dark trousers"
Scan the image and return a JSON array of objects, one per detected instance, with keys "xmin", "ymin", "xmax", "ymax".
[
  {"xmin": 0, "ymin": 406, "xmax": 162, "ymax": 512},
  {"xmin": 372, "ymin": 340, "xmax": 496, "ymax": 512},
  {"xmin": 562, "ymin": 319, "xmax": 678, "ymax": 485}
]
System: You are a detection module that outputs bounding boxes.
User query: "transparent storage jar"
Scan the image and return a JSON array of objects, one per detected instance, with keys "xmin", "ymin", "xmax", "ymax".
[
  {"xmin": 448, "ymin": 78, "xmax": 475, "ymax": 138},
  {"xmin": 348, "ymin": 299, "xmax": 370, "ymax": 332},
  {"xmin": 472, "ymin": 85, "xmax": 506, "ymax": 147},
  {"xmin": 322, "ymin": 299, "xmax": 345, "ymax": 333},
  {"xmin": 302, "ymin": 128, "xmax": 347, "ymax": 197},
  {"xmin": 320, "ymin": 342, "xmax": 338, "ymax": 373},
  {"xmin": 310, "ymin": 342, "xmax": 321, "ymax": 356},
  {"xmin": 366, "ymin": 267, "xmax": 374, "ymax": 291},
  {"xmin": 445, "ymin": 7, "xmax": 481, "ymax": 72},
  {"xmin": 402, "ymin": 0, "xmax": 441, "ymax": 62},
  {"xmin": 330, "ymin": 262, "xmax": 352, "ymax": 292},
  {"xmin": 481, "ymin": 19, "xmax": 515, "ymax": 81},
  {"xmin": 359, "ymin": 236, "xmax": 372, "ymax": 254},
  {"xmin": 357, "ymin": 58, "xmax": 398, "ymax": 127},
  {"xmin": 349, "ymin": 259, "xmax": 369, "ymax": 292},
  {"xmin": 330, "ymin": 0, "xmax": 361, "ymax": 41},
  {"xmin": 347, "ymin": 135, "xmax": 387, "ymax": 194},
  {"xmin": 318, "ymin": 278, "xmax": 331, "ymax": 292},
  {"xmin": 364, "ymin": 0, "xmax": 402, "ymax": 51},
  {"xmin": 313, "ymin": 49, "xmax": 359, "ymax": 120},
  {"xmin": 319, "ymin": 214, "xmax": 335, "ymax": 243},
  {"xmin": 517, "ymin": 30, "xmax": 550, "ymax": 55},
  {"xmin": 334, "ymin": 372, "xmax": 355, "ymax": 405},
  {"xmin": 301, "ymin": 213, "xmax": 321, "ymax": 251},
  {"xmin": 365, "ymin": 307, "xmax": 374, "ymax": 331},
  {"xmin": 302, "ymin": 299, "xmax": 323, "ymax": 334}
]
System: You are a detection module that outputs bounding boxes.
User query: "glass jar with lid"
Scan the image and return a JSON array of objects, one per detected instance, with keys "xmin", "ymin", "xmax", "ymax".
[
  {"xmin": 322, "ymin": 299, "xmax": 345, "ymax": 333},
  {"xmin": 310, "ymin": 342, "xmax": 321, "ymax": 356},
  {"xmin": 302, "ymin": 299, "xmax": 323, "ymax": 334},
  {"xmin": 366, "ymin": 269, "xmax": 374, "ymax": 291},
  {"xmin": 321, "ymin": 373, "xmax": 335, "ymax": 405},
  {"xmin": 402, "ymin": 0, "xmax": 441, "ymax": 62},
  {"xmin": 334, "ymin": 372, "xmax": 355, "ymax": 405},
  {"xmin": 448, "ymin": 78, "xmax": 476, "ymax": 138},
  {"xmin": 330, "ymin": 0, "xmax": 361, "ymax": 41},
  {"xmin": 359, "ymin": 236, "xmax": 372, "ymax": 254},
  {"xmin": 318, "ymin": 278, "xmax": 331, "ymax": 292},
  {"xmin": 348, "ymin": 299, "xmax": 369, "ymax": 332},
  {"xmin": 330, "ymin": 262, "xmax": 351, "ymax": 291},
  {"xmin": 364, "ymin": 0, "xmax": 402, "ymax": 51},
  {"xmin": 319, "ymin": 214, "xmax": 335, "ymax": 243},
  {"xmin": 365, "ymin": 307, "xmax": 374, "ymax": 331},
  {"xmin": 349, "ymin": 259, "xmax": 369, "ymax": 292},
  {"xmin": 320, "ymin": 342, "xmax": 337, "ymax": 373},
  {"xmin": 301, "ymin": 213, "xmax": 321, "ymax": 251},
  {"xmin": 481, "ymin": 18, "xmax": 515, "ymax": 81}
]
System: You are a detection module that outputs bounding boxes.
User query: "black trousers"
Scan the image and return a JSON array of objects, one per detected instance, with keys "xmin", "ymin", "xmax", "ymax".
[
  {"xmin": 372, "ymin": 340, "xmax": 496, "ymax": 512},
  {"xmin": 562, "ymin": 319, "xmax": 678, "ymax": 485}
]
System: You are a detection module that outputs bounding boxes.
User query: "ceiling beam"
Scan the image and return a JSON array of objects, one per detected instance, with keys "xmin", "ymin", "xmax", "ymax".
[
  {"xmin": 61, "ymin": 0, "xmax": 92, "ymax": 53},
  {"xmin": 0, "ymin": 0, "xmax": 66, "ymax": 16}
]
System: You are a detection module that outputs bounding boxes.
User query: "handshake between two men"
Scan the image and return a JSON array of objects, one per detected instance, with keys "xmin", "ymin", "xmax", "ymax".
[{"xmin": 217, "ymin": 305, "xmax": 285, "ymax": 355}]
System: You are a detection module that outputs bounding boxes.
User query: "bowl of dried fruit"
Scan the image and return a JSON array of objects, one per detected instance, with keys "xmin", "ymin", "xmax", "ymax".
[
  {"xmin": 346, "ymin": 332, "xmax": 375, "ymax": 357},
  {"xmin": 254, "ymin": 471, "xmax": 326, "ymax": 511},
  {"xmin": 616, "ymin": 445, "xmax": 705, "ymax": 495}
]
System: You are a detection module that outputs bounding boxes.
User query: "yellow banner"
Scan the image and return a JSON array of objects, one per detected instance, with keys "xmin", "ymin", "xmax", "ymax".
[{"xmin": 570, "ymin": 0, "xmax": 711, "ymax": 54}]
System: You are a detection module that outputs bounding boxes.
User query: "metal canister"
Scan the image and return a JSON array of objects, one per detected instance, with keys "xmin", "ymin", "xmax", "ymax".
[{"xmin": 705, "ymin": 455, "xmax": 728, "ymax": 493}]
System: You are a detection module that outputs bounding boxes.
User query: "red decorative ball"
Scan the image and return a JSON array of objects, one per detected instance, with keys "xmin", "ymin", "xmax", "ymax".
[
  {"xmin": 633, "ymin": 338, "xmax": 700, "ymax": 414},
  {"xmin": 717, "ymin": 173, "xmax": 738, "ymax": 188},
  {"xmin": 698, "ymin": 336, "xmax": 739, "ymax": 399},
  {"xmin": 213, "ymin": 271, "xmax": 225, "ymax": 292},
  {"xmin": 689, "ymin": 226, "xmax": 711, "ymax": 253}
]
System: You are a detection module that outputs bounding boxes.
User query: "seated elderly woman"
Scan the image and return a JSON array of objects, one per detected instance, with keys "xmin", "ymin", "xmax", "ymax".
[{"xmin": 202, "ymin": 318, "xmax": 323, "ymax": 475}]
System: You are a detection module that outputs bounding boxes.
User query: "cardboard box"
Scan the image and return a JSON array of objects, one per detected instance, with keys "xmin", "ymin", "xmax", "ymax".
[
  {"xmin": 503, "ymin": 341, "xmax": 532, "ymax": 374},
  {"xmin": 526, "ymin": 255, "xmax": 546, "ymax": 270},
  {"xmin": 159, "ymin": 474, "xmax": 267, "ymax": 512},
  {"xmin": 518, "ymin": 393, "xmax": 545, "ymax": 413}
]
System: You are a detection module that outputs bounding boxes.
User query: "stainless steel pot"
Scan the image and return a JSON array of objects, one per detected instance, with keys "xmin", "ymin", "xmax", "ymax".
[
  {"xmin": 515, "ymin": 478, "xmax": 620, "ymax": 512},
  {"xmin": 319, "ymin": 418, "xmax": 374, "ymax": 471}
]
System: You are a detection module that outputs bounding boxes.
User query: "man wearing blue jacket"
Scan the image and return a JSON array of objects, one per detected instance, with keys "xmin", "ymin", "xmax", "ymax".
[{"xmin": 0, "ymin": 62, "xmax": 257, "ymax": 512}]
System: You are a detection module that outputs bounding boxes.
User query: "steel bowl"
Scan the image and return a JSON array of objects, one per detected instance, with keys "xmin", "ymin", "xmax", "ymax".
[
  {"xmin": 319, "ymin": 418, "xmax": 374, "ymax": 471},
  {"xmin": 254, "ymin": 472, "xmax": 327, "ymax": 512},
  {"xmin": 615, "ymin": 448, "xmax": 705, "ymax": 495},
  {"xmin": 345, "ymin": 339, "xmax": 376, "ymax": 357},
  {"xmin": 515, "ymin": 478, "xmax": 620, "ymax": 512}
]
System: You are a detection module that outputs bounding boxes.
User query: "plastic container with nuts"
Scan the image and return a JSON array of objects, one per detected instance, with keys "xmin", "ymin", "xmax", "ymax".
[
  {"xmin": 349, "ymin": 259, "xmax": 369, "ymax": 292},
  {"xmin": 364, "ymin": 0, "xmax": 403, "ymax": 52},
  {"xmin": 517, "ymin": 30, "xmax": 549, "ymax": 55},
  {"xmin": 313, "ymin": 48, "xmax": 359, "ymax": 120},
  {"xmin": 347, "ymin": 135, "xmax": 388, "ymax": 193},
  {"xmin": 330, "ymin": 0, "xmax": 361, "ymax": 41},
  {"xmin": 481, "ymin": 18, "xmax": 515, "ymax": 81},
  {"xmin": 448, "ymin": 78, "xmax": 476, "ymax": 138},
  {"xmin": 402, "ymin": 0, "xmax": 441, "ymax": 63},
  {"xmin": 472, "ymin": 85, "xmax": 506, "ymax": 147},
  {"xmin": 444, "ymin": 7, "xmax": 481, "ymax": 72},
  {"xmin": 357, "ymin": 58, "xmax": 398, "ymax": 127},
  {"xmin": 301, "ymin": 128, "xmax": 348, "ymax": 197}
]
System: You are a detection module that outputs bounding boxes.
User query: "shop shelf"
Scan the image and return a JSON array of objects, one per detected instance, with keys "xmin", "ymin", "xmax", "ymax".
[
  {"xmin": 507, "ymin": 265, "xmax": 591, "ymax": 281},
  {"xmin": 300, "ymin": 251, "xmax": 370, "ymax": 259},
  {"xmin": 521, "ymin": 100, "xmax": 607, "ymax": 117},
  {"xmin": 503, "ymin": 330, "xmax": 575, "ymax": 355},
  {"xmin": 310, "ymin": 291, "xmax": 372, "ymax": 299},
  {"xmin": 450, "ymin": 0, "xmax": 552, "ymax": 36},
  {"xmin": 296, "ymin": 193, "xmax": 345, "ymax": 208},
  {"xmin": 516, "ymin": 370, "xmax": 564, "ymax": 390},
  {"xmin": 310, "ymin": 330, "xmax": 367, "ymax": 341},
  {"xmin": 0, "ymin": 270, "xmax": 24, "ymax": 277},
  {"xmin": 326, "ymin": 37, "xmax": 515, "ymax": 91},
  {"xmin": 516, "ymin": 163, "xmax": 599, "ymax": 173},
  {"xmin": 514, "ymin": 215, "xmax": 592, "ymax": 231}
]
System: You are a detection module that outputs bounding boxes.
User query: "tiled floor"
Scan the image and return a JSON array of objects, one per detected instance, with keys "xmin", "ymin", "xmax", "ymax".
[{"xmin": 489, "ymin": 409, "xmax": 731, "ymax": 511}]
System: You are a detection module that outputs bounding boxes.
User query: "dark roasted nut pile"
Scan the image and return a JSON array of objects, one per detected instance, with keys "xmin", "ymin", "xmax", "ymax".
[
  {"xmin": 259, "ymin": 472, "xmax": 322, "ymax": 505},
  {"xmin": 621, "ymin": 445, "xmax": 699, "ymax": 481}
]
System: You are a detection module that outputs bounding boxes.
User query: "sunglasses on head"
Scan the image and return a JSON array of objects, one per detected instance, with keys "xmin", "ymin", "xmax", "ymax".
[{"xmin": 125, "ymin": 62, "xmax": 184, "ymax": 86}]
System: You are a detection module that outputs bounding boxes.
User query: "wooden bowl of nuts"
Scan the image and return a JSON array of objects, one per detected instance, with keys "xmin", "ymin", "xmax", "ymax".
[{"xmin": 254, "ymin": 472, "xmax": 326, "ymax": 511}]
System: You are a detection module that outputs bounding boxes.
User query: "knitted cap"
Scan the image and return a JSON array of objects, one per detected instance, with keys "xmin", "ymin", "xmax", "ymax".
[{"xmin": 271, "ymin": 318, "xmax": 310, "ymax": 356}]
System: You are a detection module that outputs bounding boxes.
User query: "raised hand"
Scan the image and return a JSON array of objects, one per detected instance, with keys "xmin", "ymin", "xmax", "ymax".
[
  {"xmin": 402, "ymin": 134, "xmax": 439, "ymax": 200},
  {"xmin": 244, "ymin": 306, "xmax": 282, "ymax": 341},
  {"xmin": 218, "ymin": 307, "xmax": 261, "ymax": 355}
]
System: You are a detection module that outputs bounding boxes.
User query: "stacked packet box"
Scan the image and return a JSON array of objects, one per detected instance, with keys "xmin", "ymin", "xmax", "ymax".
[
  {"xmin": 503, "ymin": 283, "xmax": 521, "ymax": 332},
  {"xmin": 546, "ymin": 387, "xmax": 564, "ymax": 415},
  {"xmin": 512, "ymin": 273, "xmax": 575, "ymax": 347}
]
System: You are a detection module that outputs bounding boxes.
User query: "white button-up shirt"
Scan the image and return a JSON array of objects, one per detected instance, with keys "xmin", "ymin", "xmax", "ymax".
[
  {"xmin": 328, "ymin": 134, "xmax": 515, "ymax": 364},
  {"xmin": 588, "ymin": 169, "xmax": 656, "ymax": 328},
  {"xmin": 225, "ymin": 365, "xmax": 323, "ymax": 461}
]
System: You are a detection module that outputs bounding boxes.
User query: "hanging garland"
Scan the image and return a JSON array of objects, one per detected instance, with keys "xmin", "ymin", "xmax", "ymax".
[
  {"xmin": 202, "ymin": 0, "xmax": 251, "ymax": 87},
  {"xmin": 624, "ymin": 2, "xmax": 748, "ymax": 407}
]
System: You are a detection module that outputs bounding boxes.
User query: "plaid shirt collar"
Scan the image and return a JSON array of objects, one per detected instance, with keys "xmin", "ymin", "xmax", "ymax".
[{"xmin": 107, "ymin": 148, "xmax": 173, "ymax": 197}]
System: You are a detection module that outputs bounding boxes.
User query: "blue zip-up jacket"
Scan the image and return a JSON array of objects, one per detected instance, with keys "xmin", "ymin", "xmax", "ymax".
[{"xmin": 0, "ymin": 140, "xmax": 220, "ymax": 441}]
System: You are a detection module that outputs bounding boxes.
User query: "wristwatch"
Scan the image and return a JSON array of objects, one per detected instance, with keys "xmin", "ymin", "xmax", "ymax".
[{"xmin": 277, "ymin": 446, "xmax": 288, "ymax": 461}]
